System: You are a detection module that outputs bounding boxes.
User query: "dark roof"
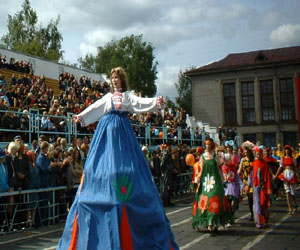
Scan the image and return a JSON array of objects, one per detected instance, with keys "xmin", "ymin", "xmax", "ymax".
[{"xmin": 186, "ymin": 46, "xmax": 300, "ymax": 75}]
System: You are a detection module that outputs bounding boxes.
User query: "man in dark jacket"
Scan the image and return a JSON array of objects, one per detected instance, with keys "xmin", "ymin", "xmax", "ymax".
[{"xmin": 161, "ymin": 143, "xmax": 175, "ymax": 206}]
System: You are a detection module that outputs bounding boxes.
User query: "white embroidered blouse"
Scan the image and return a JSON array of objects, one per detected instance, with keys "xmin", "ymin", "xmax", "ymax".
[{"xmin": 78, "ymin": 91, "xmax": 161, "ymax": 127}]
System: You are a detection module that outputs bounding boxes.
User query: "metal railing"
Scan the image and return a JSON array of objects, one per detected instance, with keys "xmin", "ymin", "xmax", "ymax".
[
  {"xmin": 0, "ymin": 109, "xmax": 215, "ymax": 147},
  {"xmin": 0, "ymin": 173, "xmax": 193, "ymax": 234}
]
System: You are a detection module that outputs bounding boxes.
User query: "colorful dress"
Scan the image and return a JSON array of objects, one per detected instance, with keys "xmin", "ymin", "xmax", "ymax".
[
  {"xmin": 278, "ymin": 157, "xmax": 298, "ymax": 195},
  {"xmin": 239, "ymin": 157, "xmax": 254, "ymax": 218},
  {"xmin": 192, "ymin": 153, "xmax": 233, "ymax": 228},
  {"xmin": 58, "ymin": 91, "xmax": 178, "ymax": 250},
  {"xmin": 248, "ymin": 158, "xmax": 272, "ymax": 228},
  {"xmin": 221, "ymin": 162, "xmax": 243, "ymax": 215}
]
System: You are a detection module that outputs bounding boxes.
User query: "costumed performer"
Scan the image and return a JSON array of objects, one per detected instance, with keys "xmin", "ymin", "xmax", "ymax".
[
  {"xmin": 274, "ymin": 145, "xmax": 298, "ymax": 215},
  {"xmin": 192, "ymin": 138, "xmax": 233, "ymax": 232},
  {"xmin": 57, "ymin": 67, "xmax": 179, "ymax": 250},
  {"xmin": 238, "ymin": 143, "xmax": 255, "ymax": 221},
  {"xmin": 221, "ymin": 153, "xmax": 243, "ymax": 220},
  {"xmin": 248, "ymin": 148, "xmax": 272, "ymax": 229}
]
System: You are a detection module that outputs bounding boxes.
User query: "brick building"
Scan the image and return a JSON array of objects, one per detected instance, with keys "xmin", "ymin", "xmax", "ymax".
[{"xmin": 186, "ymin": 46, "xmax": 300, "ymax": 147}]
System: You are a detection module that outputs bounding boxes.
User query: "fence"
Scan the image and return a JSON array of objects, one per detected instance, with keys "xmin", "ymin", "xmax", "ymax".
[
  {"xmin": 0, "ymin": 109, "xmax": 217, "ymax": 148},
  {"xmin": 0, "ymin": 173, "xmax": 193, "ymax": 234}
]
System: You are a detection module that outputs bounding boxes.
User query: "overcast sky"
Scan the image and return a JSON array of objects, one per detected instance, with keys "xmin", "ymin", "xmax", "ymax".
[{"xmin": 1, "ymin": 0, "xmax": 300, "ymax": 101}]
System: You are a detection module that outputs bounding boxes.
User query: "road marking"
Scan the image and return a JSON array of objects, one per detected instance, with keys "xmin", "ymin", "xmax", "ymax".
[
  {"xmin": 241, "ymin": 213, "xmax": 290, "ymax": 250},
  {"xmin": 180, "ymin": 234, "xmax": 211, "ymax": 249},
  {"xmin": 179, "ymin": 212, "xmax": 251, "ymax": 249},
  {"xmin": 167, "ymin": 206, "xmax": 192, "ymax": 216},
  {"xmin": 172, "ymin": 217, "xmax": 192, "ymax": 227}
]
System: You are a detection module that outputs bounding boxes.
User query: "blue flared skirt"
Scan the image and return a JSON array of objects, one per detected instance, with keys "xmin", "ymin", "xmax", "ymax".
[{"xmin": 57, "ymin": 110, "xmax": 178, "ymax": 250}]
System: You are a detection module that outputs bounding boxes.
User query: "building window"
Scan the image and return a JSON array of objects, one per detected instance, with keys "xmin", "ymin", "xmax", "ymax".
[
  {"xmin": 263, "ymin": 133, "xmax": 276, "ymax": 147},
  {"xmin": 279, "ymin": 78, "xmax": 295, "ymax": 121},
  {"xmin": 243, "ymin": 133, "xmax": 256, "ymax": 143},
  {"xmin": 260, "ymin": 80, "xmax": 275, "ymax": 121},
  {"xmin": 223, "ymin": 83, "xmax": 237, "ymax": 124},
  {"xmin": 241, "ymin": 81, "xmax": 255, "ymax": 123}
]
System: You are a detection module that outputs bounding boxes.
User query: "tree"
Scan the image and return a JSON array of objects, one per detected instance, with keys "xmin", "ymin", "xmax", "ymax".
[
  {"xmin": 0, "ymin": 0, "xmax": 63, "ymax": 62},
  {"xmin": 175, "ymin": 70, "xmax": 193, "ymax": 115},
  {"xmin": 79, "ymin": 34, "xmax": 158, "ymax": 97}
]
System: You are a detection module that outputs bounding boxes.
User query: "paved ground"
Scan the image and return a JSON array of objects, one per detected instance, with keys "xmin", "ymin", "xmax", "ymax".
[{"xmin": 0, "ymin": 190, "xmax": 300, "ymax": 250}]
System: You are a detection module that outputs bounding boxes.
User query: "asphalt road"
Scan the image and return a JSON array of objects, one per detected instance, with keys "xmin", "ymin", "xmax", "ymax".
[{"xmin": 1, "ymin": 191, "xmax": 300, "ymax": 250}]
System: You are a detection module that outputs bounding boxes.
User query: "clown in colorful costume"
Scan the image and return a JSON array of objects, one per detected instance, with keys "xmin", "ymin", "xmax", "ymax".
[
  {"xmin": 57, "ymin": 67, "xmax": 178, "ymax": 250},
  {"xmin": 193, "ymin": 139, "xmax": 233, "ymax": 231}
]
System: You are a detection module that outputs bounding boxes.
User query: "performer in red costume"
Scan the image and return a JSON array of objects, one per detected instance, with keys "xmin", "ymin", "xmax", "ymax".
[
  {"xmin": 247, "ymin": 148, "xmax": 272, "ymax": 229},
  {"xmin": 274, "ymin": 145, "xmax": 298, "ymax": 215}
]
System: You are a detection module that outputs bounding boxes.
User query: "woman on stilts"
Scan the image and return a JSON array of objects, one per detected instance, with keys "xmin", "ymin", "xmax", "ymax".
[{"xmin": 57, "ymin": 67, "xmax": 179, "ymax": 250}]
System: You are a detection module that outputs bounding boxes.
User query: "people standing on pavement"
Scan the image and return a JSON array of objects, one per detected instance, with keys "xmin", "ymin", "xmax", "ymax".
[
  {"xmin": 35, "ymin": 141, "xmax": 51, "ymax": 226},
  {"xmin": 5, "ymin": 142, "xmax": 19, "ymax": 227},
  {"xmin": 161, "ymin": 143, "xmax": 175, "ymax": 206},
  {"xmin": 248, "ymin": 148, "xmax": 273, "ymax": 229},
  {"xmin": 274, "ymin": 145, "xmax": 298, "ymax": 215},
  {"xmin": 193, "ymin": 138, "xmax": 233, "ymax": 232}
]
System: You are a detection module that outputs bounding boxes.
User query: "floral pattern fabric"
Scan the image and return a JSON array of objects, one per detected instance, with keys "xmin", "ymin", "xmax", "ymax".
[{"xmin": 192, "ymin": 154, "xmax": 233, "ymax": 229}]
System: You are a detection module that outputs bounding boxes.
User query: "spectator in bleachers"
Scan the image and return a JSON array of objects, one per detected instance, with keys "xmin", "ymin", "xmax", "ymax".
[
  {"xmin": 12, "ymin": 112, "xmax": 21, "ymax": 131},
  {"xmin": 20, "ymin": 110, "xmax": 30, "ymax": 130},
  {"xmin": 23, "ymin": 92, "xmax": 35, "ymax": 109},
  {"xmin": 0, "ymin": 98, "xmax": 8, "ymax": 121},
  {"xmin": 10, "ymin": 73, "xmax": 17, "ymax": 86},
  {"xmin": 0, "ymin": 75, "xmax": 7, "ymax": 88}
]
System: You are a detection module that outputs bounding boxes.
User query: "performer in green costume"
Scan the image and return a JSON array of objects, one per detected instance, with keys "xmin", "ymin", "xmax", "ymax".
[{"xmin": 192, "ymin": 138, "xmax": 234, "ymax": 232}]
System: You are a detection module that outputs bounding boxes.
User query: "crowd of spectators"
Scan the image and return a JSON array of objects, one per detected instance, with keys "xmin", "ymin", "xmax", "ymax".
[
  {"xmin": 0, "ymin": 133, "xmax": 197, "ymax": 231},
  {"xmin": 0, "ymin": 54, "xmax": 33, "ymax": 74},
  {"xmin": 0, "ymin": 134, "xmax": 89, "ymax": 230},
  {"xmin": 218, "ymin": 125, "xmax": 240, "ymax": 147},
  {"xmin": 1, "ymin": 57, "xmax": 201, "ymax": 145},
  {"xmin": 0, "ymin": 53, "xmax": 208, "ymax": 233}
]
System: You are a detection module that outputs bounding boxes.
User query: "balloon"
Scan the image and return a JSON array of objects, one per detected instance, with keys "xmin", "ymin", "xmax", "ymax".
[
  {"xmin": 159, "ymin": 132, "xmax": 164, "ymax": 139},
  {"xmin": 193, "ymin": 162, "xmax": 201, "ymax": 183},
  {"xmin": 154, "ymin": 129, "xmax": 159, "ymax": 136},
  {"xmin": 185, "ymin": 153, "xmax": 195, "ymax": 166}
]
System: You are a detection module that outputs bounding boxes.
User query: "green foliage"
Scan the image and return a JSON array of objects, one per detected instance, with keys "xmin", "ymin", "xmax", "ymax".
[
  {"xmin": 175, "ymin": 70, "xmax": 193, "ymax": 115},
  {"xmin": 0, "ymin": 0, "xmax": 63, "ymax": 62},
  {"xmin": 79, "ymin": 34, "xmax": 158, "ymax": 97},
  {"xmin": 78, "ymin": 53, "xmax": 96, "ymax": 72}
]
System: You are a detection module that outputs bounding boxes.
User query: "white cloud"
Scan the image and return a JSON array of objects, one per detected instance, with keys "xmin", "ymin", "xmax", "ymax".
[
  {"xmin": 270, "ymin": 23, "xmax": 300, "ymax": 47},
  {"xmin": 79, "ymin": 43, "xmax": 98, "ymax": 57},
  {"xmin": 156, "ymin": 65, "xmax": 182, "ymax": 100}
]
